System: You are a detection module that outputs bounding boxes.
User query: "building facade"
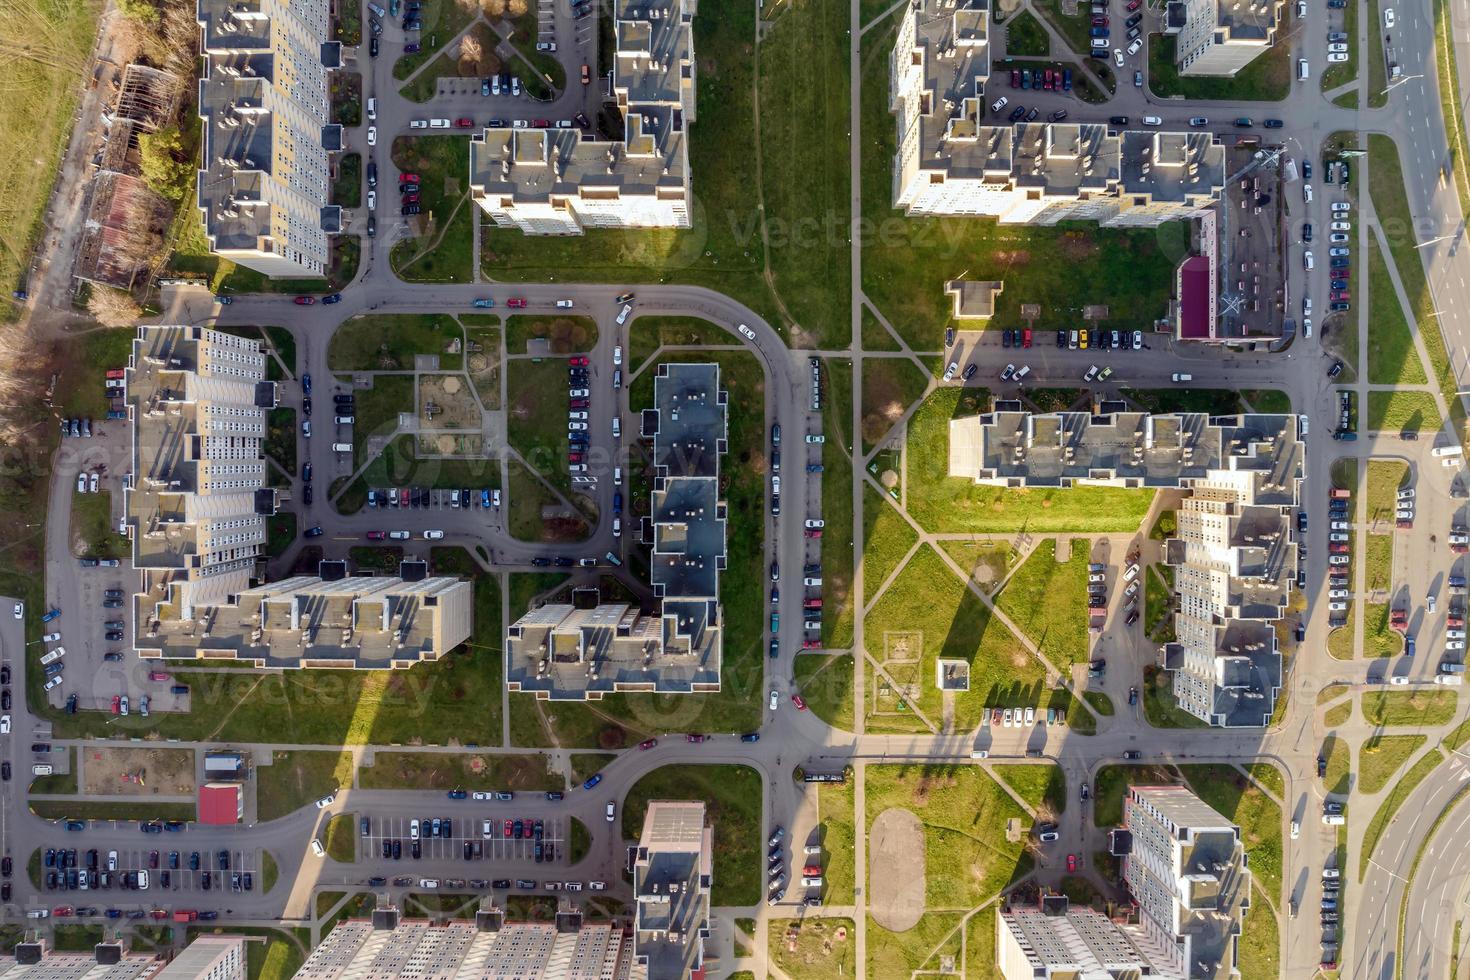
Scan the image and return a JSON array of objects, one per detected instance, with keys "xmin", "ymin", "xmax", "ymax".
[
  {"xmin": 1165, "ymin": 0, "xmax": 1282, "ymax": 77},
  {"xmin": 196, "ymin": 0, "xmax": 343, "ymax": 277},
  {"xmin": 125, "ymin": 326, "xmax": 472, "ymax": 668},
  {"xmin": 153, "ymin": 939, "xmax": 245, "ymax": 980},
  {"xmin": 889, "ymin": 0, "xmax": 1225, "ymax": 223},
  {"xmin": 1118, "ymin": 785, "xmax": 1252, "ymax": 979},
  {"xmin": 633, "ymin": 802, "xmax": 712, "ymax": 978},
  {"xmin": 506, "ymin": 363, "xmax": 726, "ymax": 699},
  {"xmin": 469, "ymin": 0, "xmax": 696, "ymax": 234},
  {"xmin": 997, "ymin": 898, "xmax": 1184, "ymax": 979},
  {"xmin": 948, "ymin": 408, "xmax": 1301, "ymax": 726}
]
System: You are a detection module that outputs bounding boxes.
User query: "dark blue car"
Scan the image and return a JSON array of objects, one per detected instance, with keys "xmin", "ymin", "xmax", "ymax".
[{"xmin": 583, "ymin": 773, "xmax": 603, "ymax": 790}]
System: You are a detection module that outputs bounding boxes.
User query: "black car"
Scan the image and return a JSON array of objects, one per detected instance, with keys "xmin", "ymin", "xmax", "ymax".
[
  {"xmin": 244, "ymin": 872, "xmax": 253, "ymax": 890},
  {"xmin": 1328, "ymin": 360, "xmax": 1344, "ymax": 378},
  {"xmin": 962, "ymin": 363, "xmax": 978, "ymax": 381},
  {"xmin": 1317, "ymin": 755, "xmax": 1327, "ymax": 777},
  {"xmin": 1263, "ymin": 118, "xmax": 1284, "ymax": 128},
  {"xmin": 218, "ymin": 850, "xmax": 230, "ymax": 870},
  {"xmin": 463, "ymin": 841, "xmax": 474, "ymax": 860},
  {"xmin": 160, "ymin": 871, "xmax": 170, "ymax": 888},
  {"xmin": 1122, "ymin": 750, "xmax": 1142, "ymax": 760},
  {"xmin": 399, "ymin": 183, "xmax": 419, "ymax": 194},
  {"xmin": 740, "ymin": 732, "xmax": 760, "ymax": 742},
  {"xmin": 1, "ymin": 666, "xmax": 9, "ymax": 684},
  {"xmin": 401, "ymin": 204, "xmax": 421, "ymax": 216},
  {"xmin": 1056, "ymin": 330, "xmax": 1066, "ymax": 347},
  {"xmin": 1109, "ymin": 115, "xmax": 1129, "ymax": 126},
  {"xmin": 410, "ymin": 840, "xmax": 421, "ymax": 859},
  {"xmin": 370, "ymin": 36, "xmax": 379, "ymax": 57},
  {"xmin": 367, "ymin": 216, "xmax": 376, "ymax": 238},
  {"xmin": 492, "ymin": 878, "xmax": 512, "ymax": 889},
  {"xmin": 392, "ymin": 839, "xmax": 402, "ymax": 859},
  {"xmin": 303, "ymin": 484, "xmax": 313, "ymax": 505},
  {"xmin": 546, "ymin": 791, "xmax": 564, "ymax": 801},
  {"xmin": 302, "ymin": 397, "xmax": 312, "ymax": 417},
  {"xmin": 201, "ymin": 870, "xmax": 211, "ymax": 889},
  {"xmin": 382, "ymin": 839, "xmax": 392, "ymax": 859},
  {"xmin": 188, "ymin": 852, "xmax": 200, "ymax": 870}
]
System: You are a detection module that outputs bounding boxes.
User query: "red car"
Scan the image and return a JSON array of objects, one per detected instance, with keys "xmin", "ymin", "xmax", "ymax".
[
  {"xmin": 111, "ymin": 695, "xmax": 121, "ymax": 715},
  {"xmin": 802, "ymin": 639, "xmax": 820, "ymax": 648},
  {"xmin": 147, "ymin": 671, "xmax": 170, "ymax": 682},
  {"xmin": 568, "ymin": 454, "xmax": 583, "ymax": 463},
  {"xmin": 686, "ymin": 733, "xmax": 706, "ymax": 743},
  {"xmin": 804, "ymin": 528, "xmax": 822, "ymax": 538},
  {"xmin": 532, "ymin": 118, "xmax": 552, "ymax": 127},
  {"xmin": 398, "ymin": 488, "xmax": 410, "ymax": 507},
  {"xmin": 991, "ymin": 711, "xmax": 1002, "ymax": 726},
  {"xmin": 803, "ymin": 864, "xmax": 822, "ymax": 876},
  {"xmin": 504, "ymin": 819, "xmax": 513, "ymax": 837},
  {"xmin": 507, "ymin": 298, "xmax": 527, "ymax": 309},
  {"xmin": 521, "ymin": 822, "xmax": 534, "ymax": 839},
  {"xmin": 1090, "ymin": 16, "xmax": 1107, "ymax": 25},
  {"xmin": 53, "ymin": 907, "xmax": 73, "ymax": 917},
  {"xmin": 366, "ymin": 530, "xmax": 386, "ymax": 541},
  {"xmin": 569, "ymin": 399, "xmax": 589, "ymax": 409},
  {"xmin": 293, "ymin": 296, "xmax": 316, "ymax": 305},
  {"xmin": 1066, "ymin": 854, "xmax": 1078, "ymax": 872},
  {"xmin": 399, "ymin": 173, "xmax": 420, "ymax": 183},
  {"xmin": 791, "ymin": 694, "xmax": 807, "ymax": 710},
  {"xmin": 569, "ymin": 356, "xmax": 589, "ymax": 367},
  {"xmin": 1010, "ymin": 69, "xmax": 1020, "ymax": 87},
  {"xmin": 455, "ymin": 118, "xmax": 473, "ymax": 128},
  {"xmin": 638, "ymin": 738, "xmax": 658, "ymax": 750},
  {"xmin": 402, "ymin": 194, "xmax": 420, "ymax": 204},
  {"xmin": 1022, "ymin": 327, "xmax": 1032, "ymax": 348},
  {"xmin": 1126, "ymin": 0, "xmax": 1141, "ymax": 8},
  {"xmin": 1331, "ymin": 290, "xmax": 1350, "ymax": 301},
  {"xmin": 106, "ymin": 369, "xmax": 125, "ymax": 380}
]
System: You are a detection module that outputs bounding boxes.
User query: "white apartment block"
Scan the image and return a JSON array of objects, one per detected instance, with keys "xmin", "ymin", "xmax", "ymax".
[
  {"xmin": 949, "ymin": 408, "xmax": 1301, "ymax": 727},
  {"xmin": 889, "ymin": 0, "xmax": 1224, "ymax": 224},
  {"xmin": 153, "ymin": 939, "xmax": 245, "ymax": 980},
  {"xmin": 997, "ymin": 900, "xmax": 1188, "ymax": 979},
  {"xmin": 633, "ymin": 802, "xmax": 712, "ymax": 978},
  {"xmin": 469, "ymin": 0, "xmax": 696, "ymax": 234},
  {"xmin": 125, "ymin": 326, "xmax": 473, "ymax": 668},
  {"xmin": 196, "ymin": 0, "xmax": 343, "ymax": 277},
  {"xmin": 1164, "ymin": 0, "xmax": 1282, "ymax": 77},
  {"xmin": 1120, "ymin": 785, "xmax": 1252, "ymax": 979},
  {"xmin": 0, "ymin": 944, "xmax": 162, "ymax": 980}
]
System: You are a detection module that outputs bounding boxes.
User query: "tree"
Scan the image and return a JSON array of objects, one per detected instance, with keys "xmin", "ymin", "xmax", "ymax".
[
  {"xmin": 507, "ymin": 0, "xmax": 528, "ymax": 16},
  {"xmin": 480, "ymin": 0, "xmax": 507, "ymax": 16},
  {"xmin": 138, "ymin": 126, "xmax": 193, "ymax": 203},
  {"xmin": 88, "ymin": 288, "xmax": 143, "ymax": 326},
  {"xmin": 458, "ymin": 34, "xmax": 483, "ymax": 68},
  {"xmin": 115, "ymin": 0, "xmax": 160, "ymax": 23}
]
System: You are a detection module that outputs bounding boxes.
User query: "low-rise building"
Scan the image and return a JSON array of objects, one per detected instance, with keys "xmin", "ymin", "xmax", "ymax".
[
  {"xmin": 195, "ymin": 0, "xmax": 343, "ymax": 277},
  {"xmin": 468, "ymin": 0, "xmax": 695, "ymax": 234},
  {"xmin": 506, "ymin": 364, "xmax": 726, "ymax": 700},
  {"xmin": 949, "ymin": 408, "xmax": 1301, "ymax": 726}
]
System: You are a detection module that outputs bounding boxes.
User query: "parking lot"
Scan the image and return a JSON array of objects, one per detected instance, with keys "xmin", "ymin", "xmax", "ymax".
[
  {"xmin": 361, "ymin": 813, "xmax": 568, "ymax": 866},
  {"xmin": 40, "ymin": 842, "xmax": 262, "ymax": 896}
]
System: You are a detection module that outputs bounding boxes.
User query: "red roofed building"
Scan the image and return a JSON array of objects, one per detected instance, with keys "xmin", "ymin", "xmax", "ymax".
[
  {"xmin": 1173, "ymin": 210, "xmax": 1220, "ymax": 342},
  {"xmin": 199, "ymin": 783, "xmax": 242, "ymax": 825}
]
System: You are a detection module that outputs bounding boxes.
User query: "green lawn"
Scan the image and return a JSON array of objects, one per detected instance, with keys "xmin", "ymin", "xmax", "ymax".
[
  {"xmin": 1366, "ymin": 0, "xmax": 1387, "ymax": 105},
  {"xmin": 994, "ymin": 763, "xmax": 1067, "ymax": 817},
  {"xmin": 333, "ymin": 153, "xmax": 362, "ymax": 208},
  {"xmin": 994, "ymin": 539, "xmax": 1091, "ymax": 667},
  {"xmin": 755, "ymin": 0, "xmax": 852, "ymax": 349},
  {"xmin": 506, "ymin": 358, "xmax": 595, "ymax": 528},
  {"xmin": 1366, "ymin": 235, "xmax": 1426, "ymax": 385},
  {"xmin": 626, "ymin": 315, "xmax": 731, "ymax": 373},
  {"xmin": 359, "ymin": 752, "xmax": 559, "ymax": 791},
  {"xmin": 507, "ymin": 457, "xmax": 584, "ymax": 543},
  {"xmin": 864, "ymin": 489, "xmax": 919, "ymax": 604},
  {"xmin": 1322, "ymin": 733, "xmax": 1352, "ymax": 796},
  {"xmin": 1003, "ymin": 10, "xmax": 1050, "ymax": 56},
  {"xmin": 1146, "ymin": 29, "xmax": 1291, "ymax": 101},
  {"xmin": 1178, "ymin": 764, "xmax": 1283, "ymax": 897},
  {"xmin": 1320, "ymin": 0, "xmax": 1358, "ymax": 89},
  {"xmin": 1362, "ymin": 689, "xmax": 1458, "ymax": 726},
  {"xmin": 1360, "ymin": 747, "xmax": 1444, "ymax": 879},
  {"xmin": 793, "ymin": 654, "xmax": 855, "ymax": 731},
  {"xmin": 1365, "ymin": 459, "xmax": 1408, "ymax": 523},
  {"xmin": 349, "ymin": 374, "xmax": 414, "ymax": 470},
  {"xmin": 621, "ymin": 765, "xmax": 762, "ymax": 905},
  {"xmin": 1365, "ymin": 537, "xmax": 1393, "ymax": 595},
  {"xmin": 1241, "ymin": 389, "xmax": 1292, "ymax": 413},
  {"xmin": 1358, "ymin": 734, "xmax": 1427, "ymax": 794},
  {"xmin": 1244, "ymin": 762, "xmax": 1285, "ymax": 799},
  {"xmin": 256, "ymin": 751, "xmax": 353, "ymax": 822},
  {"xmin": 391, "ymin": 0, "xmax": 480, "ymax": 80},
  {"xmin": 1324, "ymin": 700, "xmax": 1351, "ymax": 727},
  {"xmin": 324, "ymin": 813, "xmax": 357, "ymax": 862},
  {"xmin": 1239, "ymin": 890, "xmax": 1280, "ymax": 980},
  {"xmin": 70, "ymin": 491, "xmax": 127, "ymax": 559},
  {"xmin": 865, "ymin": 544, "xmax": 1043, "ymax": 730},
  {"xmin": 821, "ymin": 358, "xmax": 856, "ymax": 648},
  {"xmin": 817, "ymin": 778, "xmax": 857, "ymax": 905},
  {"xmin": 1031, "ymin": 0, "xmax": 1096, "ymax": 55},
  {"xmin": 29, "ymin": 748, "xmax": 77, "ymax": 794},
  {"xmin": 30, "ymin": 801, "xmax": 197, "ymax": 821},
  {"xmin": 505, "ymin": 315, "xmax": 598, "ymax": 354},
  {"xmin": 399, "ymin": 21, "xmax": 498, "ymax": 102},
  {"xmin": 1092, "ymin": 763, "xmax": 1178, "ymax": 827},
  {"xmin": 265, "ymin": 408, "xmax": 297, "ymax": 477},
  {"xmin": 1142, "ymin": 664, "xmax": 1208, "ymax": 728},
  {"xmin": 937, "ymin": 539, "xmax": 1012, "ymax": 595},
  {"xmin": 769, "ymin": 917, "xmax": 857, "ymax": 980},
  {"xmin": 905, "ymin": 389, "xmax": 1155, "ymax": 533},
  {"xmin": 861, "ymin": 357, "xmax": 929, "ymax": 450},
  {"xmin": 1367, "ymin": 389, "xmax": 1443, "ymax": 434},
  {"xmin": 390, "ymin": 136, "xmax": 474, "ymax": 283},
  {"xmin": 329, "ymin": 314, "xmax": 465, "ymax": 371},
  {"xmin": 860, "ymin": 19, "xmax": 1177, "ymax": 348}
]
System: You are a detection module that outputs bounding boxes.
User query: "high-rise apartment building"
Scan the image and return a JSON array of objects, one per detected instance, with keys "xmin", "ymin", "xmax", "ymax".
[
  {"xmin": 1164, "ymin": 0, "xmax": 1282, "ymax": 77},
  {"xmin": 125, "ymin": 326, "xmax": 472, "ymax": 668},
  {"xmin": 153, "ymin": 939, "xmax": 245, "ymax": 980},
  {"xmin": 196, "ymin": 0, "xmax": 343, "ymax": 277},
  {"xmin": 633, "ymin": 802, "xmax": 712, "ymax": 978},
  {"xmin": 889, "ymin": 0, "xmax": 1223, "ymax": 224},
  {"xmin": 997, "ymin": 898, "xmax": 1179, "ymax": 979},
  {"xmin": 469, "ymin": 0, "xmax": 696, "ymax": 234}
]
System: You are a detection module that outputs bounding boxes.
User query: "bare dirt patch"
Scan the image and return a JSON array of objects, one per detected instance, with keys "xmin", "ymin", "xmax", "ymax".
[
  {"xmin": 419, "ymin": 374, "xmax": 482, "ymax": 429},
  {"xmin": 82, "ymin": 747, "xmax": 196, "ymax": 797},
  {"xmin": 869, "ymin": 807, "xmax": 925, "ymax": 931}
]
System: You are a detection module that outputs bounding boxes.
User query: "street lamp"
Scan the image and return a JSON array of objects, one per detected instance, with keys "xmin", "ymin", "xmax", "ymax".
[{"xmin": 1377, "ymin": 73, "xmax": 1424, "ymax": 98}]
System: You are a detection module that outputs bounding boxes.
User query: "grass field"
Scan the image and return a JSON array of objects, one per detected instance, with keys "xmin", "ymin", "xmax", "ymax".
[
  {"xmin": 1367, "ymin": 390, "xmax": 1442, "ymax": 434},
  {"xmin": 255, "ymin": 751, "xmax": 353, "ymax": 822},
  {"xmin": 70, "ymin": 490, "xmax": 127, "ymax": 559},
  {"xmin": 1003, "ymin": 10, "xmax": 1050, "ymax": 56},
  {"xmin": 866, "ymin": 544, "xmax": 1043, "ymax": 730},
  {"xmin": 938, "ymin": 539, "xmax": 1012, "ymax": 595},
  {"xmin": 1433, "ymin": 0, "xmax": 1470, "ymax": 217},
  {"xmin": 1323, "ymin": 700, "xmax": 1351, "ymax": 727},
  {"xmin": 906, "ymin": 389, "xmax": 1155, "ymax": 533},
  {"xmin": 1365, "ymin": 535, "xmax": 1393, "ymax": 594},
  {"xmin": 862, "ymin": 357, "xmax": 929, "ymax": 450},
  {"xmin": 1366, "ymin": 0, "xmax": 1387, "ymax": 106},
  {"xmin": 859, "ymin": 18, "xmax": 1177, "ymax": 348},
  {"xmin": 1365, "ymin": 459, "xmax": 1409, "ymax": 523},
  {"xmin": 0, "ymin": 0, "xmax": 104, "ymax": 320},
  {"xmin": 793, "ymin": 654, "xmax": 855, "ymax": 732},
  {"xmin": 994, "ymin": 763, "xmax": 1067, "ymax": 817},
  {"xmin": 1320, "ymin": 0, "xmax": 1358, "ymax": 91},
  {"xmin": 1358, "ymin": 734, "xmax": 1427, "ymax": 794},
  {"xmin": 1240, "ymin": 891, "xmax": 1280, "ymax": 979},
  {"xmin": 1322, "ymin": 733, "xmax": 1351, "ymax": 795},
  {"xmin": 324, "ymin": 813, "xmax": 357, "ymax": 863},
  {"xmin": 506, "ymin": 358, "xmax": 594, "ymax": 527},
  {"xmin": 390, "ymin": 0, "xmax": 479, "ymax": 80},
  {"xmin": 1147, "ymin": 29, "xmax": 1290, "ymax": 101},
  {"xmin": 30, "ymin": 801, "xmax": 197, "ymax": 821},
  {"xmin": 994, "ymin": 539, "xmax": 1091, "ymax": 667},
  {"xmin": 1360, "ymin": 747, "xmax": 1444, "ymax": 879},
  {"xmin": 864, "ymin": 490, "xmax": 919, "ymax": 603},
  {"xmin": 769, "ymin": 917, "xmax": 857, "ymax": 980},
  {"xmin": 1366, "ymin": 236, "xmax": 1426, "ymax": 385},
  {"xmin": 390, "ymin": 136, "xmax": 473, "ymax": 283},
  {"xmin": 359, "ymin": 752, "xmax": 559, "ymax": 792},
  {"xmin": 817, "ymin": 778, "xmax": 857, "ymax": 905},
  {"xmin": 504, "ymin": 315, "xmax": 598, "ymax": 354},
  {"xmin": 1142, "ymin": 664, "xmax": 1208, "ymax": 728},
  {"xmin": 329, "ymin": 314, "xmax": 464, "ymax": 371},
  {"xmin": 626, "ymin": 316, "xmax": 731, "ymax": 372},
  {"xmin": 621, "ymin": 765, "xmax": 762, "ymax": 905},
  {"xmin": 821, "ymin": 358, "xmax": 856, "ymax": 649},
  {"xmin": 1362, "ymin": 689, "xmax": 1458, "ymax": 727}
]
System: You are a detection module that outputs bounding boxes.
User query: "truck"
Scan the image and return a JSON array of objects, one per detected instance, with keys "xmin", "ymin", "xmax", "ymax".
[
  {"xmin": 1390, "ymin": 609, "xmax": 1408, "ymax": 633},
  {"xmin": 1330, "ymin": 488, "xmax": 1352, "ymax": 500},
  {"xmin": 172, "ymin": 911, "xmax": 197, "ymax": 922},
  {"xmin": 1437, "ymin": 674, "xmax": 1465, "ymax": 686},
  {"xmin": 1432, "ymin": 444, "xmax": 1465, "ymax": 458}
]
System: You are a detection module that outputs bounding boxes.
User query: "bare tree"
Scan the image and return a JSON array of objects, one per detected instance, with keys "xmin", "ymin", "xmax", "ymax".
[
  {"xmin": 112, "ymin": 188, "xmax": 171, "ymax": 276},
  {"xmin": 88, "ymin": 287, "xmax": 144, "ymax": 326},
  {"xmin": 458, "ymin": 34, "xmax": 483, "ymax": 70}
]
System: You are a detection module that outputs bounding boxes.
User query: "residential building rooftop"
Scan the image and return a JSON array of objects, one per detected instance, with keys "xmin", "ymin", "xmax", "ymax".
[{"xmin": 632, "ymin": 802, "xmax": 712, "ymax": 979}]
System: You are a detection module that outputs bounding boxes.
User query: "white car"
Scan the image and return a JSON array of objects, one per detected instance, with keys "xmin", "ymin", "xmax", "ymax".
[
  {"xmin": 555, "ymin": 299, "xmax": 573, "ymax": 308},
  {"xmin": 1332, "ymin": 202, "xmax": 1352, "ymax": 213},
  {"xmin": 315, "ymin": 792, "xmax": 337, "ymax": 809},
  {"xmin": 605, "ymin": 802, "xmax": 615, "ymax": 822},
  {"xmin": 1449, "ymin": 641, "xmax": 1465, "ymax": 651},
  {"xmin": 388, "ymin": 530, "xmax": 410, "ymax": 540},
  {"xmin": 1390, "ymin": 676, "xmax": 1410, "ymax": 685},
  {"xmin": 1329, "ymin": 589, "xmax": 1349, "ymax": 599},
  {"xmin": 76, "ymin": 473, "xmax": 87, "ymax": 493},
  {"xmin": 1330, "ymin": 233, "xmax": 1349, "ymax": 243},
  {"xmin": 1290, "ymin": 820, "xmax": 1300, "ymax": 839},
  {"xmin": 613, "ymin": 345, "xmax": 623, "ymax": 366},
  {"xmin": 44, "ymin": 676, "xmax": 62, "ymax": 691},
  {"xmin": 1398, "ymin": 488, "xmax": 1416, "ymax": 499},
  {"xmin": 1126, "ymin": 37, "xmax": 1142, "ymax": 56},
  {"xmin": 367, "ymin": 126, "xmax": 377, "ymax": 146},
  {"xmin": 41, "ymin": 632, "xmax": 59, "ymax": 643},
  {"xmin": 769, "ymin": 690, "xmax": 779, "ymax": 711},
  {"xmin": 1024, "ymin": 706, "xmax": 1036, "ymax": 725},
  {"xmin": 1084, "ymin": 365, "xmax": 1099, "ymax": 382},
  {"xmin": 1113, "ymin": 48, "xmax": 1125, "ymax": 68},
  {"xmin": 472, "ymin": 792, "xmax": 490, "ymax": 801},
  {"xmin": 568, "ymin": 411, "xmax": 589, "ymax": 421},
  {"xmin": 410, "ymin": 119, "xmax": 427, "ymax": 129},
  {"xmin": 1329, "ymin": 555, "xmax": 1350, "ymax": 566},
  {"xmin": 804, "ymin": 519, "xmax": 825, "ymax": 529},
  {"xmin": 423, "ymin": 530, "xmax": 444, "ymax": 540},
  {"xmin": 89, "ymin": 473, "xmax": 98, "ymax": 493},
  {"xmin": 1328, "ymin": 601, "xmax": 1348, "ymax": 611},
  {"xmin": 0, "ymin": 715, "xmax": 9, "ymax": 734},
  {"xmin": 569, "ymin": 388, "xmax": 590, "ymax": 398},
  {"xmin": 569, "ymin": 422, "xmax": 588, "ymax": 431},
  {"xmin": 1328, "ymin": 42, "xmax": 1349, "ymax": 52},
  {"xmin": 943, "ymin": 361, "xmax": 959, "ymax": 381},
  {"xmin": 738, "ymin": 324, "xmax": 756, "ymax": 340},
  {"xmin": 1003, "ymin": 708, "xmax": 1013, "ymax": 727},
  {"xmin": 1331, "ymin": 221, "xmax": 1351, "ymax": 232},
  {"xmin": 1384, "ymin": 7, "xmax": 1394, "ymax": 27},
  {"xmin": 1328, "ymin": 52, "xmax": 1349, "ymax": 62},
  {"xmin": 10, "ymin": 603, "xmax": 20, "ymax": 620},
  {"xmin": 991, "ymin": 96, "xmax": 1009, "ymax": 113},
  {"xmin": 311, "ymin": 838, "xmax": 326, "ymax": 857},
  {"xmin": 367, "ymin": 189, "xmax": 376, "ymax": 211},
  {"xmin": 410, "ymin": 819, "xmax": 420, "ymax": 839},
  {"xmin": 1329, "ymin": 533, "xmax": 1349, "ymax": 542}
]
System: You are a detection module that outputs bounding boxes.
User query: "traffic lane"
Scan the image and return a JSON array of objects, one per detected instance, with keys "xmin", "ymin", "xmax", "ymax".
[{"xmin": 1403, "ymin": 798, "xmax": 1470, "ymax": 980}]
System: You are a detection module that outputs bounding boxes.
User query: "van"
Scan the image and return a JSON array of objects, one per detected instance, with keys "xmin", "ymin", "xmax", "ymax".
[
  {"xmin": 1298, "ymin": 58, "xmax": 1310, "ymax": 80},
  {"xmin": 311, "ymin": 838, "xmax": 325, "ymax": 857},
  {"xmin": 39, "ymin": 649, "xmax": 64, "ymax": 666},
  {"xmin": 1014, "ymin": 365, "xmax": 1031, "ymax": 380},
  {"xmin": 332, "ymin": 443, "xmax": 353, "ymax": 453},
  {"xmin": 1304, "ymin": 250, "xmax": 1314, "ymax": 271},
  {"xmin": 1441, "ymin": 662, "xmax": 1465, "ymax": 673},
  {"xmin": 614, "ymin": 467, "xmax": 622, "ymax": 485},
  {"xmin": 137, "ymin": 870, "xmax": 149, "ymax": 890},
  {"xmin": 1322, "ymin": 813, "xmax": 1345, "ymax": 825},
  {"xmin": 612, "ymin": 417, "xmax": 620, "ymax": 439},
  {"xmin": 335, "ymin": 416, "xmax": 354, "ymax": 425},
  {"xmin": 1172, "ymin": 373, "xmax": 1193, "ymax": 382},
  {"xmin": 605, "ymin": 551, "xmax": 623, "ymax": 567},
  {"xmin": 1143, "ymin": 115, "xmax": 1162, "ymax": 126},
  {"xmin": 366, "ymin": 97, "xmax": 377, "ymax": 121},
  {"xmin": 613, "ymin": 368, "xmax": 622, "ymax": 389},
  {"xmin": 32, "ymin": 765, "xmax": 52, "ymax": 776},
  {"xmin": 1438, "ymin": 674, "xmax": 1465, "ymax": 685},
  {"xmin": 430, "ymin": 118, "xmax": 451, "ymax": 129}
]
